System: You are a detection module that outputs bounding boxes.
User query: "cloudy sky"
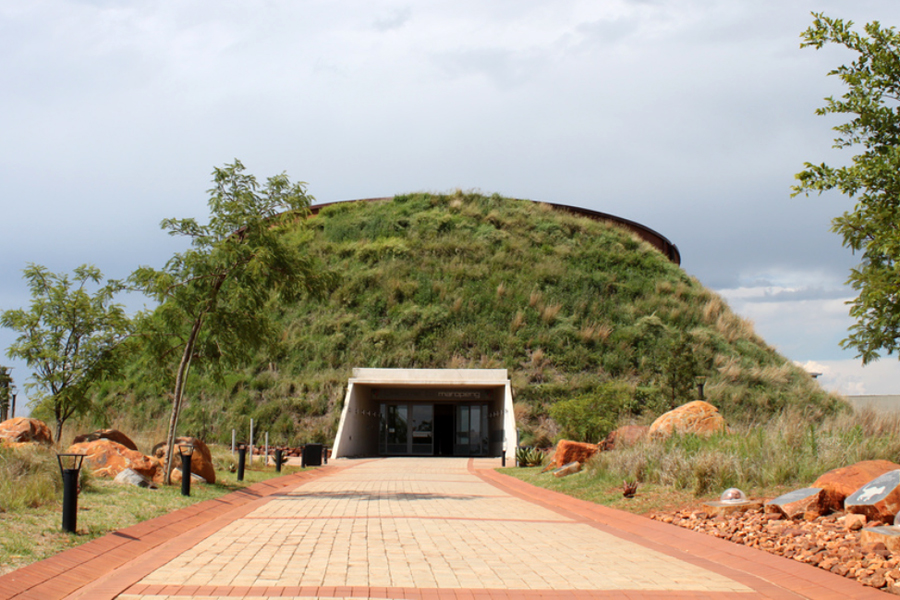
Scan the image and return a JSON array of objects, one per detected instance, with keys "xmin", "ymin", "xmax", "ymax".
[{"xmin": 3, "ymin": 0, "xmax": 900, "ymax": 408}]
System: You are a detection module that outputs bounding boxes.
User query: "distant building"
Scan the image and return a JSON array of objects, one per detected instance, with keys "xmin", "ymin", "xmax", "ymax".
[{"xmin": 846, "ymin": 395, "xmax": 900, "ymax": 413}]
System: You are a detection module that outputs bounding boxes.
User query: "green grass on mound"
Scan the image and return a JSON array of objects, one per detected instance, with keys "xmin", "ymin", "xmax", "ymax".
[{"xmin": 89, "ymin": 191, "xmax": 844, "ymax": 447}]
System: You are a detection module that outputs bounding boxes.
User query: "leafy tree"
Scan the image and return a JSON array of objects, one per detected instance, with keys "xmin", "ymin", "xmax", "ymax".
[
  {"xmin": 1, "ymin": 265, "xmax": 129, "ymax": 442},
  {"xmin": 662, "ymin": 330, "xmax": 701, "ymax": 408},
  {"xmin": 793, "ymin": 13, "xmax": 900, "ymax": 363},
  {"xmin": 131, "ymin": 160, "xmax": 334, "ymax": 484}
]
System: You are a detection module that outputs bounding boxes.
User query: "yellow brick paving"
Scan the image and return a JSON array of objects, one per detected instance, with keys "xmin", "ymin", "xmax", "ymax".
[{"xmin": 119, "ymin": 457, "xmax": 751, "ymax": 599}]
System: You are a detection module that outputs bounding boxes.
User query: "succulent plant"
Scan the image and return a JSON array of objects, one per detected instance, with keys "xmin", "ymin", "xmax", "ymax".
[
  {"xmin": 515, "ymin": 446, "xmax": 545, "ymax": 467},
  {"xmin": 623, "ymin": 480, "xmax": 638, "ymax": 498},
  {"xmin": 526, "ymin": 447, "xmax": 545, "ymax": 467}
]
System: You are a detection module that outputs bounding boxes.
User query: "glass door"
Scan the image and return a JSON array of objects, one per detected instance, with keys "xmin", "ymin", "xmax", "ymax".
[
  {"xmin": 410, "ymin": 404, "xmax": 433, "ymax": 455},
  {"xmin": 455, "ymin": 403, "xmax": 489, "ymax": 456},
  {"xmin": 382, "ymin": 404, "xmax": 409, "ymax": 454},
  {"xmin": 380, "ymin": 403, "xmax": 434, "ymax": 455}
]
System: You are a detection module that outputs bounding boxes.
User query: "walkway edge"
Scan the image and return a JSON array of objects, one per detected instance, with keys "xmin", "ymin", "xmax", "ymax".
[
  {"xmin": 0, "ymin": 465, "xmax": 346, "ymax": 600},
  {"xmin": 474, "ymin": 465, "xmax": 886, "ymax": 600}
]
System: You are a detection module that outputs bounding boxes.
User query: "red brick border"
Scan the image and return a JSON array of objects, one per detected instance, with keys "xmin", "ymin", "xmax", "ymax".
[
  {"xmin": 0, "ymin": 464, "xmax": 351, "ymax": 600},
  {"xmin": 473, "ymin": 462, "xmax": 886, "ymax": 600},
  {"xmin": 120, "ymin": 584, "xmax": 767, "ymax": 598}
]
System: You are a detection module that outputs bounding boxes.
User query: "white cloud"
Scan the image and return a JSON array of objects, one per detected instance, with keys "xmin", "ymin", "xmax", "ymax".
[{"xmin": 797, "ymin": 359, "xmax": 900, "ymax": 396}]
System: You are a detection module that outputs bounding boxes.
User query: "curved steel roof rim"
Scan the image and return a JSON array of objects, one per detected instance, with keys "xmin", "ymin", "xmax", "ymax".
[{"xmin": 308, "ymin": 196, "xmax": 680, "ymax": 266}]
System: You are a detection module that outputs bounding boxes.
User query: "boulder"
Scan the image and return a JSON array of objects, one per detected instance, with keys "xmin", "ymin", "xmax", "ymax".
[
  {"xmin": 649, "ymin": 401, "xmax": 726, "ymax": 438},
  {"xmin": 170, "ymin": 470, "xmax": 208, "ymax": 484},
  {"xmin": 861, "ymin": 526, "xmax": 900, "ymax": 556},
  {"xmin": 550, "ymin": 440, "xmax": 598, "ymax": 469},
  {"xmin": 813, "ymin": 460, "xmax": 900, "ymax": 514},
  {"xmin": 73, "ymin": 429, "xmax": 138, "ymax": 451},
  {"xmin": 553, "ymin": 461, "xmax": 582, "ymax": 478},
  {"xmin": 152, "ymin": 436, "xmax": 216, "ymax": 484},
  {"xmin": 67, "ymin": 439, "xmax": 161, "ymax": 481},
  {"xmin": 845, "ymin": 469, "xmax": 900, "ymax": 522},
  {"xmin": 600, "ymin": 425, "xmax": 648, "ymax": 451},
  {"xmin": 0, "ymin": 417, "xmax": 53, "ymax": 445},
  {"xmin": 765, "ymin": 487, "xmax": 824, "ymax": 519},
  {"xmin": 114, "ymin": 468, "xmax": 158, "ymax": 489}
]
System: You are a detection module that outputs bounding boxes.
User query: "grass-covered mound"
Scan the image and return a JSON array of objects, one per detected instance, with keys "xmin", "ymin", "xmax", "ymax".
[{"xmin": 95, "ymin": 191, "xmax": 844, "ymax": 446}]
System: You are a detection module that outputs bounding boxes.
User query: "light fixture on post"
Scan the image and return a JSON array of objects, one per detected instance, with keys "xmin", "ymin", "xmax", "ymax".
[
  {"xmin": 0, "ymin": 367, "xmax": 10, "ymax": 421},
  {"xmin": 9, "ymin": 385, "xmax": 16, "ymax": 419},
  {"xmin": 57, "ymin": 453, "xmax": 86, "ymax": 533},
  {"xmin": 237, "ymin": 443, "xmax": 247, "ymax": 481},
  {"xmin": 178, "ymin": 442, "xmax": 195, "ymax": 496},
  {"xmin": 696, "ymin": 375, "xmax": 707, "ymax": 401}
]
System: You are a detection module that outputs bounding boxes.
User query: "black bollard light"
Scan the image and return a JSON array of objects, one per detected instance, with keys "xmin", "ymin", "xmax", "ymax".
[
  {"xmin": 178, "ymin": 442, "xmax": 195, "ymax": 496},
  {"xmin": 57, "ymin": 453, "xmax": 86, "ymax": 534},
  {"xmin": 237, "ymin": 444, "xmax": 247, "ymax": 481},
  {"xmin": 274, "ymin": 448, "xmax": 284, "ymax": 473}
]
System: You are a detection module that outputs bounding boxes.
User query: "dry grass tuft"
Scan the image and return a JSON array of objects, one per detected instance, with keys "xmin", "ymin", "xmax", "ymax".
[
  {"xmin": 715, "ymin": 355, "xmax": 742, "ymax": 382},
  {"xmin": 541, "ymin": 303, "xmax": 562, "ymax": 324},
  {"xmin": 510, "ymin": 311, "xmax": 526, "ymax": 333},
  {"xmin": 578, "ymin": 322, "xmax": 612, "ymax": 344},
  {"xmin": 701, "ymin": 296, "xmax": 724, "ymax": 324},
  {"xmin": 715, "ymin": 312, "xmax": 756, "ymax": 343}
]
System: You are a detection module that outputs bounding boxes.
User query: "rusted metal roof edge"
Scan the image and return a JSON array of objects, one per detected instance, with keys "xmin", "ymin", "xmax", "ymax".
[{"xmin": 308, "ymin": 196, "xmax": 681, "ymax": 266}]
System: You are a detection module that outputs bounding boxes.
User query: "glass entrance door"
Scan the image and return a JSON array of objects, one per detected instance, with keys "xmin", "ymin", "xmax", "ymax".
[
  {"xmin": 383, "ymin": 404, "xmax": 408, "ymax": 454},
  {"xmin": 455, "ymin": 403, "xmax": 488, "ymax": 456},
  {"xmin": 410, "ymin": 404, "xmax": 433, "ymax": 455},
  {"xmin": 380, "ymin": 403, "xmax": 434, "ymax": 455}
]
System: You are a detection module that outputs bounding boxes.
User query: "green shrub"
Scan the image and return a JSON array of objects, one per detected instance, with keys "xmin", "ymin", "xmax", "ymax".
[{"xmin": 548, "ymin": 381, "xmax": 633, "ymax": 443}]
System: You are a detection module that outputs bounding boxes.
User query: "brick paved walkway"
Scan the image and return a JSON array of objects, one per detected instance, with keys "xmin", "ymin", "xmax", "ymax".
[{"xmin": 0, "ymin": 457, "xmax": 888, "ymax": 599}]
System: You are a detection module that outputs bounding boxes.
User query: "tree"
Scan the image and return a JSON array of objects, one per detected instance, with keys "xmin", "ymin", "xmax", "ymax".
[
  {"xmin": 662, "ymin": 331, "xmax": 701, "ymax": 409},
  {"xmin": 793, "ymin": 13, "xmax": 900, "ymax": 363},
  {"xmin": 1, "ymin": 264, "xmax": 129, "ymax": 442},
  {"xmin": 131, "ymin": 160, "xmax": 334, "ymax": 484}
]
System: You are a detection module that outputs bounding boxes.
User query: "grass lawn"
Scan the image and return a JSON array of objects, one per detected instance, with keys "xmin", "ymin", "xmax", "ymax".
[{"xmin": 498, "ymin": 465, "xmax": 799, "ymax": 515}]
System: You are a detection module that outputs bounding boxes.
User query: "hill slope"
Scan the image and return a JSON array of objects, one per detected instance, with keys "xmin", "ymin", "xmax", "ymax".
[{"xmin": 95, "ymin": 191, "xmax": 844, "ymax": 446}]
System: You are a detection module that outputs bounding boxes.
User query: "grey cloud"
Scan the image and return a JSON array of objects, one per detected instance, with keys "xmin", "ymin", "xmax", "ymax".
[
  {"xmin": 373, "ymin": 7, "xmax": 412, "ymax": 32},
  {"xmin": 738, "ymin": 287, "xmax": 852, "ymax": 303},
  {"xmin": 430, "ymin": 47, "xmax": 547, "ymax": 88}
]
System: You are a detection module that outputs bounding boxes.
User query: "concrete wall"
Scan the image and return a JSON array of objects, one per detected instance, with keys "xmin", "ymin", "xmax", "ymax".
[
  {"xmin": 332, "ymin": 368, "xmax": 517, "ymax": 461},
  {"xmin": 846, "ymin": 395, "xmax": 900, "ymax": 414}
]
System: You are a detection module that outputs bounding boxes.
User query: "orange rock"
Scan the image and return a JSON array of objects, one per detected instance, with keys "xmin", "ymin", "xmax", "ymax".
[
  {"xmin": 551, "ymin": 440, "xmax": 598, "ymax": 468},
  {"xmin": 845, "ymin": 470, "xmax": 900, "ymax": 522},
  {"xmin": 67, "ymin": 439, "xmax": 161, "ymax": 481},
  {"xmin": 0, "ymin": 417, "xmax": 53, "ymax": 445},
  {"xmin": 814, "ymin": 460, "xmax": 900, "ymax": 514},
  {"xmin": 600, "ymin": 425, "xmax": 648, "ymax": 451},
  {"xmin": 649, "ymin": 401, "xmax": 726, "ymax": 438},
  {"xmin": 152, "ymin": 437, "xmax": 216, "ymax": 484},
  {"xmin": 765, "ymin": 487, "xmax": 824, "ymax": 519},
  {"xmin": 72, "ymin": 429, "xmax": 138, "ymax": 451}
]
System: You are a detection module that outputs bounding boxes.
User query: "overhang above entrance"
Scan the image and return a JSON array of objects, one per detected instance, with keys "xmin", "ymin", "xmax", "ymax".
[{"xmin": 332, "ymin": 368, "xmax": 517, "ymax": 462}]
